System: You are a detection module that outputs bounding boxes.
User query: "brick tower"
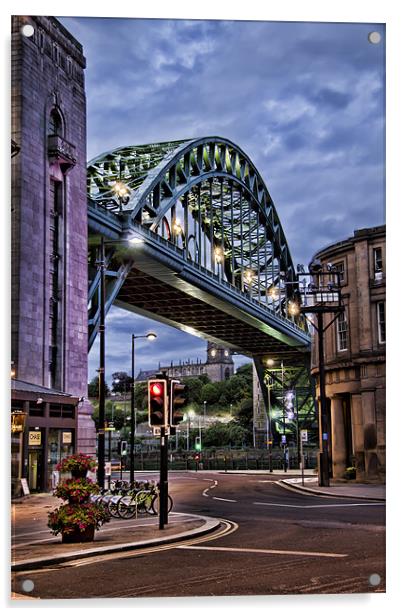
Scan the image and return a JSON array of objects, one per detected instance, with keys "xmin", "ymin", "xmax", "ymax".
[{"xmin": 11, "ymin": 16, "xmax": 95, "ymax": 458}]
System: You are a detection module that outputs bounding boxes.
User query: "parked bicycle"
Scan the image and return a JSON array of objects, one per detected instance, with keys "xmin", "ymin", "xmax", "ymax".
[
  {"xmin": 117, "ymin": 480, "xmax": 173, "ymax": 519},
  {"xmin": 90, "ymin": 480, "xmax": 130, "ymax": 517}
]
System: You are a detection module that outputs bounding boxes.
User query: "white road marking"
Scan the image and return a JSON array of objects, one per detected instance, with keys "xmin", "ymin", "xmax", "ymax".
[
  {"xmin": 253, "ymin": 501, "xmax": 383, "ymax": 509},
  {"xmin": 177, "ymin": 545, "xmax": 347, "ymax": 558},
  {"xmin": 202, "ymin": 480, "xmax": 217, "ymax": 498},
  {"xmin": 212, "ymin": 497, "xmax": 237, "ymax": 503}
]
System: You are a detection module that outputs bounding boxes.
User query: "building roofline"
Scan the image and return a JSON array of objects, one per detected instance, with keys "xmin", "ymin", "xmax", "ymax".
[{"xmin": 312, "ymin": 224, "xmax": 385, "ymax": 261}]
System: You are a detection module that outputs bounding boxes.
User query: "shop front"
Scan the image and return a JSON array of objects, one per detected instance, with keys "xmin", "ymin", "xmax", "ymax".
[{"xmin": 11, "ymin": 380, "xmax": 78, "ymax": 496}]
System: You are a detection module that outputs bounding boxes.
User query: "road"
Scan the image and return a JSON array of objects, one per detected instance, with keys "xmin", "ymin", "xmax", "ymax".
[{"xmin": 12, "ymin": 471, "xmax": 385, "ymax": 598}]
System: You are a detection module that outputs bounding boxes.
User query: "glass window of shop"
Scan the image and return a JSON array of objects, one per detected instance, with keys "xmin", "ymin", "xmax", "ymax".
[
  {"xmin": 11, "ymin": 431, "xmax": 24, "ymax": 497},
  {"xmin": 47, "ymin": 428, "xmax": 74, "ymax": 489}
]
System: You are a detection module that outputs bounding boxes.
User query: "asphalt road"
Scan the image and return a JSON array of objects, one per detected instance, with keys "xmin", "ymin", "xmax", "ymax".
[{"xmin": 12, "ymin": 471, "xmax": 386, "ymax": 599}]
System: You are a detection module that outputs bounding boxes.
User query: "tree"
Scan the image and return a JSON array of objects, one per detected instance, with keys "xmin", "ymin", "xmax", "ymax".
[
  {"xmin": 111, "ymin": 372, "xmax": 133, "ymax": 394},
  {"xmin": 200, "ymin": 382, "xmax": 221, "ymax": 406},
  {"xmin": 88, "ymin": 375, "xmax": 110, "ymax": 399},
  {"xmin": 202, "ymin": 421, "xmax": 248, "ymax": 447},
  {"xmin": 183, "ymin": 377, "xmax": 204, "ymax": 405}
]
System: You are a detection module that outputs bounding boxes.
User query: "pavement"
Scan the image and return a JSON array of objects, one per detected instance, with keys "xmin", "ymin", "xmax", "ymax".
[{"xmin": 11, "ymin": 472, "xmax": 385, "ymax": 579}]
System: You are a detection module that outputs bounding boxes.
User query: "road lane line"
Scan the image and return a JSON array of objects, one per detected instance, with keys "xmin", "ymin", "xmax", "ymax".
[
  {"xmin": 177, "ymin": 545, "xmax": 347, "ymax": 558},
  {"xmin": 253, "ymin": 501, "xmax": 383, "ymax": 509},
  {"xmin": 212, "ymin": 497, "xmax": 237, "ymax": 503}
]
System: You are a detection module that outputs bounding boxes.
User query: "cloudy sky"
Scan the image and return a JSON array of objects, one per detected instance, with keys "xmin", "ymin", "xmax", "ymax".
[{"xmin": 58, "ymin": 16, "xmax": 385, "ymax": 385}]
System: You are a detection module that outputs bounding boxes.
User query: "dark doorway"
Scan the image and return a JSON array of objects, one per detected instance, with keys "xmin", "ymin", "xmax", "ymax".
[
  {"xmin": 343, "ymin": 395, "xmax": 354, "ymax": 467},
  {"xmin": 28, "ymin": 450, "xmax": 43, "ymax": 492}
]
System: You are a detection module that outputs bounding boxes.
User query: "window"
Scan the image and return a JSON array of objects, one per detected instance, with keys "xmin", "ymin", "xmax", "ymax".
[
  {"xmin": 337, "ymin": 310, "xmax": 348, "ymax": 351},
  {"xmin": 49, "ymin": 404, "xmax": 75, "ymax": 418},
  {"xmin": 377, "ymin": 302, "xmax": 385, "ymax": 343},
  {"xmin": 373, "ymin": 247, "xmax": 383, "ymax": 280},
  {"xmin": 29, "ymin": 401, "xmax": 44, "ymax": 417},
  {"xmin": 333, "ymin": 261, "xmax": 345, "ymax": 283},
  {"xmin": 48, "ymin": 108, "xmax": 63, "ymax": 137}
]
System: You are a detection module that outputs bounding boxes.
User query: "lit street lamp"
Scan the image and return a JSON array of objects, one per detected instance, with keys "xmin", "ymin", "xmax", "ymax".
[
  {"xmin": 96, "ymin": 234, "xmax": 145, "ymax": 489},
  {"xmin": 296, "ymin": 261, "xmax": 344, "ymax": 487}
]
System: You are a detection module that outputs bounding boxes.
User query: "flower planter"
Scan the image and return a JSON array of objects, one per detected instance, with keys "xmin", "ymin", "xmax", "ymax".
[
  {"xmin": 62, "ymin": 525, "xmax": 95, "ymax": 544},
  {"xmin": 71, "ymin": 469, "xmax": 88, "ymax": 479},
  {"xmin": 48, "ymin": 454, "xmax": 110, "ymax": 542}
]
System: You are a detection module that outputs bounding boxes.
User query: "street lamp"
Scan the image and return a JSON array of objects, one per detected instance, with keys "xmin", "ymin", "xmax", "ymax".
[
  {"xmin": 296, "ymin": 261, "xmax": 343, "ymax": 487},
  {"xmin": 96, "ymin": 234, "xmax": 145, "ymax": 489},
  {"xmin": 130, "ymin": 332, "xmax": 157, "ymax": 484}
]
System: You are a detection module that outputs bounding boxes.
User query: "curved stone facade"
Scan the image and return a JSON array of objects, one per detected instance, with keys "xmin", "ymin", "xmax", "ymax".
[{"xmin": 311, "ymin": 226, "xmax": 385, "ymax": 482}]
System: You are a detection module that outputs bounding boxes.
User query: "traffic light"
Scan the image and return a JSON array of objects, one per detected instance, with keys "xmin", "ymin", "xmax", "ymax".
[
  {"xmin": 148, "ymin": 379, "xmax": 168, "ymax": 427},
  {"xmin": 195, "ymin": 436, "xmax": 202, "ymax": 451},
  {"xmin": 170, "ymin": 379, "xmax": 188, "ymax": 425},
  {"xmin": 118, "ymin": 440, "xmax": 128, "ymax": 456}
]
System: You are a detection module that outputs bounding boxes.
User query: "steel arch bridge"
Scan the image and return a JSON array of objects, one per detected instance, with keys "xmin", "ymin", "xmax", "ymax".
[{"xmin": 87, "ymin": 137, "xmax": 314, "ymax": 437}]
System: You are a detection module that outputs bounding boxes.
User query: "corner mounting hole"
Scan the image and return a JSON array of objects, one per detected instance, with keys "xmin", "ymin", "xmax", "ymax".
[
  {"xmin": 21, "ymin": 24, "xmax": 35, "ymax": 38},
  {"xmin": 21, "ymin": 579, "xmax": 34, "ymax": 593},
  {"xmin": 368, "ymin": 32, "xmax": 381, "ymax": 44},
  {"xmin": 369, "ymin": 573, "xmax": 381, "ymax": 586}
]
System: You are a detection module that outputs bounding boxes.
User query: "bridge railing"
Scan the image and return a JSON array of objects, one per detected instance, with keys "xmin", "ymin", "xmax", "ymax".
[{"xmin": 132, "ymin": 223, "xmax": 309, "ymax": 335}]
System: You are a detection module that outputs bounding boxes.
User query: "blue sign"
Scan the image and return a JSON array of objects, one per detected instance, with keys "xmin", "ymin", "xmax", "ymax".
[
  {"xmin": 281, "ymin": 435, "xmax": 287, "ymax": 444},
  {"xmin": 322, "ymin": 432, "xmax": 328, "ymax": 440}
]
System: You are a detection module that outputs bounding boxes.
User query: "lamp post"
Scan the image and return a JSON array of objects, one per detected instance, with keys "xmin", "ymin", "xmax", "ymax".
[
  {"xmin": 296, "ymin": 261, "xmax": 343, "ymax": 487},
  {"xmin": 95, "ymin": 233, "xmax": 145, "ymax": 488},
  {"xmin": 266, "ymin": 373, "xmax": 274, "ymax": 473},
  {"xmin": 130, "ymin": 332, "xmax": 157, "ymax": 484},
  {"xmin": 97, "ymin": 237, "xmax": 106, "ymax": 488}
]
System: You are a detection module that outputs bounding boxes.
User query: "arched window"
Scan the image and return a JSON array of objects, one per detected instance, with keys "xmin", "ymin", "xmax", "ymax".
[{"xmin": 48, "ymin": 108, "xmax": 63, "ymax": 137}]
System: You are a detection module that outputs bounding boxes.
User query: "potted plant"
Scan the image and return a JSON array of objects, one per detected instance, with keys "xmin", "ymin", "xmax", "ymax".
[
  {"xmin": 48, "ymin": 502, "xmax": 111, "ymax": 543},
  {"xmin": 48, "ymin": 453, "xmax": 110, "ymax": 543},
  {"xmin": 53, "ymin": 477, "xmax": 100, "ymax": 504},
  {"xmin": 56, "ymin": 453, "xmax": 96, "ymax": 478}
]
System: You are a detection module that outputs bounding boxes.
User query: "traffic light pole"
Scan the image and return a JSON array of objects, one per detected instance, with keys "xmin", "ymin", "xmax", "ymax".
[
  {"xmin": 159, "ymin": 425, "xmax": 169, "ymax": 530},
  {"xmin": 317, "ymin": 311, "xmax": 330, "ymax": 487}
]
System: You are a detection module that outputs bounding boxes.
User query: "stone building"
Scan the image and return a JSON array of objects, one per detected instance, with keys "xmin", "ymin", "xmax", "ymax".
[
  {"xmin": 136, "ymin": 342, "xmax": 234, "ymax": 383},
  {"xmin": 311, "ymin": 225, "xmax": 385, "ymax": 482},
  {"xmin": 11, "ymin": 16, "xmax": 94, "ymax": 494}
]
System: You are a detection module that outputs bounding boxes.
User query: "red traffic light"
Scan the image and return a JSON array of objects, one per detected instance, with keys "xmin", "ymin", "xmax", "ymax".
[
  {"xmin": 148, "ymin": 379, "xmax": 168, "ymax": 427},
  {"xmin": 150, "ymin": 383, "xmax": 163, "ymax": 396}
]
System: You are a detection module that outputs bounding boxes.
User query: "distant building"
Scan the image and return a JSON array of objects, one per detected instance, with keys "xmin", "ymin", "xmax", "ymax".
[
  {"xmin": 136, "ymin": 342, "xmax": 234, "ymax": 383},
  {"xmin": 311, "ymin": 225, "xmax": 385, "ymax": 482}
]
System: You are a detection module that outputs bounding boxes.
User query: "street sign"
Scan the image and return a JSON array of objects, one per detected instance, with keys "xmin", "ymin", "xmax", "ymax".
[
  {"xmin": 152, "ymin": 426, "xmax": 170, "ymax": 436},
  {"xmin": 20, "ymin": 478, "xmax": 30, "ymax": 496},
  {"xmin": 62, "ymin": 431, "xmax": 72, "ymax": 444},
  {"xmin": 28, "ymin": 431, "xmax": 41, "ymax": 446},
  {"xmin": 301, "ymin": 430, "xmax": 308, "ymax": 442}
]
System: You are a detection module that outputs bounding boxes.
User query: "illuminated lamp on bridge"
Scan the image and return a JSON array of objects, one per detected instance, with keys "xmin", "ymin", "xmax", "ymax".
[
  {"xmin": 112, "ymin": 181, "xmax": 130, "ymax": 209},
  {"xmin": 172, "ymin": 219, "xmax": 183, "ymax": 235},
  {"xmin": 243, "ymin": 269, "xmax": 255, "ymax": 284},
  {"xmin": 214, "ymin": 247, "xmax": 224, "ymax": 263}
]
